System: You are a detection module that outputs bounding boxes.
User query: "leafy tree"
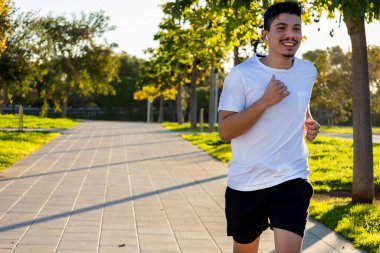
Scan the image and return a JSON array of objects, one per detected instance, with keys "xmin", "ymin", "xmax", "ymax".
[
  {"xmin": 188, "ymin": 4, "xmax": 225, "ymax": 131},
  {"xmin": 158, "ymin": 1, "xmax": 230, "ymax": 129},
  {"xmin": 219, "ymin": 1, "xmax": 263, "ymax": 65},
  {"xmin": 97, "ymin": 53, "xmax": 145, "ymax": 120},
  {"xmin": 303, "ymin": 46, "xmax": 352, "ymax": 125},
  {"xmin": 153, "ymin": 5, "xmax": 196, "ymax": 124},
  {"xmin": 134, "ymin": 49, "xmax": 167, "ymax": 122},
  {"xmin": 305, "ymin": 45, "xmax": 380, "ymax": 127},
  {"xmin": 156, "ymin": 3, "xmax": 198, "ymax": 124},
  {"xmin": 0, "ymin": 11, "xmax": 46, "ymax": 113},
  {"xmin": 39, "ymin": 11, "xmax": 118, "ymax": 117},
  {"xmin": 178, "ymin": 3, "xmax": 210, "ymax": 129},
  {"xmin": 309, "ymin": 0, "xmax": 379, "ymax": 203}
]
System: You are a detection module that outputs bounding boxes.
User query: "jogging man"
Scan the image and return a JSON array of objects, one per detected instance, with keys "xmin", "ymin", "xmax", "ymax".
[{"xmin": 218, "ymin": 1, "xmax": 320, "ymax": 253}]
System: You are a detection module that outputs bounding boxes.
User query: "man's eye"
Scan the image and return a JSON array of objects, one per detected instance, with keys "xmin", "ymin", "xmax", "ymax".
[{"xmin": 277, "ymin": 27, "xmax": 285, "ymax": 30}]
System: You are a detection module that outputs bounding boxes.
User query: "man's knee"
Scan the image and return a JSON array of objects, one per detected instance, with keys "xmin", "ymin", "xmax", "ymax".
[
  {"xmin": 233, "ymin": 236, "xmax": 260, "ymax": 253},
  {"xmin": 274, "ymin": 228, "xmax": 303, "ymax": 253}
]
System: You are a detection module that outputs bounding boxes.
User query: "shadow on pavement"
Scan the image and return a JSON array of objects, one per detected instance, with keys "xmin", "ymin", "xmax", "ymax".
[{"xmin": 0, "ymin": 174, "xmax": 226, "ymax": 232}]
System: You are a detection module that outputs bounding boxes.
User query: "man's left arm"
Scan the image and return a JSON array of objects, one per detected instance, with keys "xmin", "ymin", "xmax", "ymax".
[{"xmin": 305, "ymin": 104, "xmax": 320, "ymax": 142}]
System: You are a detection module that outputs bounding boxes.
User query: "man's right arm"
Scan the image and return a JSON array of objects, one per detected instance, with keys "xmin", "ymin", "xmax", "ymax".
[{"xmin": 218, "ymin": 75, "xmax": 289, "ymax": 142}]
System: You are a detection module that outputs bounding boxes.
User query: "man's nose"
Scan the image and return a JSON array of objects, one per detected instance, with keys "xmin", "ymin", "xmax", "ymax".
[{"xmin": 285, "ymin": 28, "xmax": 299, "ymax": 38}]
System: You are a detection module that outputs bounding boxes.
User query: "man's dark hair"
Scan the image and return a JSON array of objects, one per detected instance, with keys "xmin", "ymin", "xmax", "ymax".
[{"xmin": 264, "ymin": 1, "xmax": 303, "ymax": 31}]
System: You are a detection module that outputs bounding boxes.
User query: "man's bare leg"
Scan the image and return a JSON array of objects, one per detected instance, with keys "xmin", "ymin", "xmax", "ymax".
[
  {"xmin": 233, "ymin": 236, "xmax": 260, "ymax": 253},
  {"xmin": 274, "ymin": 228, "xmax": 303, "ymax": 253}
]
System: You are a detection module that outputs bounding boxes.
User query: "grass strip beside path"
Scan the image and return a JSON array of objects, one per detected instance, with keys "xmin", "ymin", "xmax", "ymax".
[
  {"xmin": 162, "ymin": 122, "xmax": 218, "ymax": 132},
  {"xmin": 0, "ymin": 114, "xmax": 78, "ymax": 129},
  {"xmin": 164, "ymin": 122, "xmax": 380, "ymax": 253},
  {"xmin": 321, "ymin": 126, "xmax": 380, "ymax": 135},
  {"xmin": 0, "ymin": 131, "xmax": 59, "ymax": 172},
  {"xmin": 310, "ymin": 198, "xmax": 380, "ymax": 253}
]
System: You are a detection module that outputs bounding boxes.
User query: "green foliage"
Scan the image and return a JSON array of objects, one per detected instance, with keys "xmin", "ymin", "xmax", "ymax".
[
  {"xmin": 0, "ymin": 9, "xmax": 120, "ymax": 118},
  {"xmin": 304, "ymin": 45, "xmax": 380, "ymax": 126},
  {"xmin": 368, "ymin": 46, "xmax": 380, "ymax": 125},
  {"xmin": 0, "ymin": 114, "xmax": 78, "ymax": 129},
  {"xmin": 0, "ymin": 11, "xmax": 47, "ymax": 111},
  {"xmin": 221, "ymin": 1, "xmax": 262, "ymax": 53},
  {"xmin": 310, "ymin": 199, "xmax": 380, "ymax": 253},
  {"xmin": 0, "ymin": 131, "xmax": 59, "ymax": 171},
  {"xmin": 303, "ymin": 46, "xmax": 352, "ymax": 125},
  {"xmin": 0, "ymin": 0, "xmax": 10, "ymax": 54},
  {"xmin": 38, "ymin": 11, "xmax": 119, "ymax": 117},
  {"xmin": 310, "ymin": 0, "xmax": 380, "ymax": 23},
  {"xmin": 97, "ymin": 53, "xmax": 146, "ymax": 120}
]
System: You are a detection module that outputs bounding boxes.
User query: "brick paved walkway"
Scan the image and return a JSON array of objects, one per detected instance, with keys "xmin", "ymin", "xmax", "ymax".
[{"xmin": 0, "ymin": 121, "xmax": 366, "ymax": 253}]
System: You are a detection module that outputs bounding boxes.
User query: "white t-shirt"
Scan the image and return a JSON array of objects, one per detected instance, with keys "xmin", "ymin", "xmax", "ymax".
[{"xmin": 218, "ymin": 54, "xmax": 317, "ymax": 191}]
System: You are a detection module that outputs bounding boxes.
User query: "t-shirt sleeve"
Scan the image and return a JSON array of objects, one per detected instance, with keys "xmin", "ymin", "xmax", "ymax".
[{"xmin": 218, "ymin": 68, "xmax": 246, "ymax": 112}]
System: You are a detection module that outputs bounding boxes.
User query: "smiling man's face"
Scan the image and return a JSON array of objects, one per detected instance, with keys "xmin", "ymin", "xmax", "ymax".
[{"xmin": 265, "ymin": 13, "xmax": 302, "ymax": 58}]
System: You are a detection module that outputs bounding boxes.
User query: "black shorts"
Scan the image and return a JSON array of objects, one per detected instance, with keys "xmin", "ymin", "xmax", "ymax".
[{"xmin": 225, "ymin": 178, "xmax": 313, "ymax": 244}]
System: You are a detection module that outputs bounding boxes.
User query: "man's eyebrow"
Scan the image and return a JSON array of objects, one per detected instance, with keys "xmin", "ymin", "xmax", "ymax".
[{"xmin": 275, "ymin": 22, "xmax": 301, "ymax": 27}]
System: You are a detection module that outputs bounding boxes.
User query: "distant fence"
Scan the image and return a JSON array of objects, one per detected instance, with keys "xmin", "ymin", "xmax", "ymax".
[{"xmin": 2, "ymin": 106, "xmax": 168, "ymax": 122}]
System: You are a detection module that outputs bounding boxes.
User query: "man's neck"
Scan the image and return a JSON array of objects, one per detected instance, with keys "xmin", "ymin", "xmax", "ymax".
[{"xmin": 259, "ymin": 54, "xmax": 294, "ymax": 69}]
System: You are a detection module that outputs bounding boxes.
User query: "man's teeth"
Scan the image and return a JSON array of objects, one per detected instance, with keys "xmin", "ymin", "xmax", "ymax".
[{"xmin": 282, "ymin": 42, "xmax": 295, "ymax": 46}]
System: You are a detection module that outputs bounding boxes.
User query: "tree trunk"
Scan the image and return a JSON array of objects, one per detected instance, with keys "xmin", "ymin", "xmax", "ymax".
[
  {"xmin": 0, "ymin": 85, "xmax": 7, "ymax": 114},
  {"xmin": 234, "ymin": 46, "xmax": 240, "ymax": 66},
  {"xmin": 158, "ymin": 95, "xmax": 164, "ymax": 123},
  {"xmin": 169, "ymin": 101, "xmax": 176, "ymax": 122},
  {"xmin": 344, "ymin": 14, "xmax": 374, "ymax": 203},
  {"xmin": 150, "ymin": 100, "xmax": 154, "ymax": 123},
  {"xmin": 176, "ymin": 84, "xmax": 184, "ymax": 125},
  {"xmin": 209, "ymin": 59, "xmax": 216, "ymax": 133},
  {"xmin": 190, "ymin": 62, "xmax": 198, "ymax": 130},
  {"xmin": 147, "ymin": 100, "xmax": 151, "ymax": 123},
  {"xmin": 62, "ymin": 96, "xmax": 68, "ymax": 118}
]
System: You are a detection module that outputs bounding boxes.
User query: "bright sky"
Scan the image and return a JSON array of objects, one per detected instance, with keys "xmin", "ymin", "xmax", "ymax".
[{"xmin": 14, "ymin": 0, "xmax": 380, "ymax": 60}]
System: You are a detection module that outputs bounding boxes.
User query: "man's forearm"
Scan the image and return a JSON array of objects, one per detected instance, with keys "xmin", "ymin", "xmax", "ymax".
[{"xmin": 218, "ymin": 98, "xmax": 269, "ymax": 142}]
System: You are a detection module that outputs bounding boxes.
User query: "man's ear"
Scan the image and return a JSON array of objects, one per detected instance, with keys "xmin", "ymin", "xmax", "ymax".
[{"xmin": 262, "ymin": 30, "xmax": 269, "ymax": 41}]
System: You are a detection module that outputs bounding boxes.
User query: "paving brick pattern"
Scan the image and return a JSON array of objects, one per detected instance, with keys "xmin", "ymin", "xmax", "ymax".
[{"xmin": 0, "ymin": 121, "xmax": 367, "ymax": 253}]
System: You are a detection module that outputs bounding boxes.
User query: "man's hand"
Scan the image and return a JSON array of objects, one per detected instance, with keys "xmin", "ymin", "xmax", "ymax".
[
  {"xmin": 261, "ymin": 75, "xmax": 290, "ymax": 107},
  {"xmin": 304, "ymin": 118, "xmax": 320, "ymax": 142}
]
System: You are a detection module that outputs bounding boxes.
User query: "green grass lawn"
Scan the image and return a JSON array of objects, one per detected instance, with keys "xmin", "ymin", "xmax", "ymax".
[
  {"xmin": 321, "ymin": 125, "xmax": 380, "ymax": 135},
  {"xmin": 309, "ymin": 136, "xmax": 380, "ymax": 192},
  {"xmin": 161, "ymin": 121, "xmax": 218, "ymax": 132},
  {"xmin": 310, "ymin": 198, "xmax": 380, "ymax": 253},
  {"xmin": 0, "ymin": 114, "xmax": 78, "ymax": 173},
  {"xmin": 163, "ymin": 122, "xmax": 380, "ymax": 253},
  {"xmin": 0, "ymin": 131, "xmax": 60, "ymax": 172},
  {"xmin": 0, "ymin": 114, "xmax": 78, "ymax": 129}
]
